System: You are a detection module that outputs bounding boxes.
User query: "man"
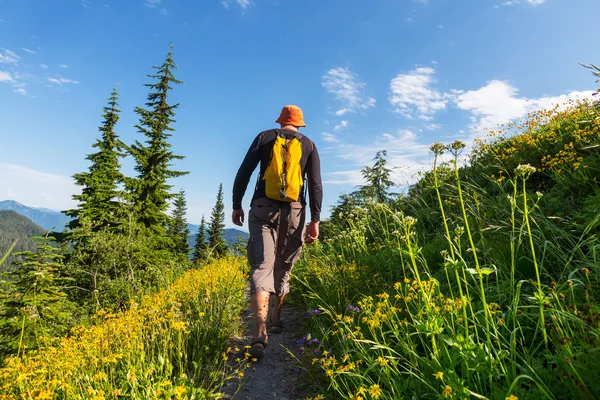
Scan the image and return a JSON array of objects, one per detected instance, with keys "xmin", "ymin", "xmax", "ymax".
[{"xmin": 232, "ymin": 105, "xmax": 322, "ymax": 358}]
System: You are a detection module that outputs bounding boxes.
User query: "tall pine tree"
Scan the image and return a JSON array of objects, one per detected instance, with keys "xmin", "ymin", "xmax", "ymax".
[
  {"xmin": 64, "ymin": 87, "xmax": 125, "ymax": 231},
  {"xmin": 169, "ymin": 190, "xmax": 190, "ymax": 258},
  {"xmin": 358, "ymin": 150, "xmax": 395, "ymax": 203},
  {"xmin": 0, "ymin": 235, "xmax": 75, "ymax": 356},
  {"xmin": 208, "ymin": 184, "xmax": 228, "ymax": 258},
  {"xmin": 192, "ymin": 215, "xmax": 208, "ymax": 263},
  {"xmin": 127, "ymin": 44, "xmax": 188, "ymax": 232}
]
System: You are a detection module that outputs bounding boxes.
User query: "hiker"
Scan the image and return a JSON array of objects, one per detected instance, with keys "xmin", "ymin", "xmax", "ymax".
[{"xmin": 232, "ymin": 105, "xmax": 323, "ymax": 359}]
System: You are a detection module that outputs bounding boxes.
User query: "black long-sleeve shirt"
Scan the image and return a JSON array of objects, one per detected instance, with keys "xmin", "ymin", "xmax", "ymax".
[{"xmin": 233, "ymin": 129, "xmax": 323, "ymax": 222}]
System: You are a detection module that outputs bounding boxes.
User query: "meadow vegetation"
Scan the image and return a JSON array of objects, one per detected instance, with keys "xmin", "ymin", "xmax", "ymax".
[
  {"xmin": 292, "ymin": 67, "xmax": 600, "ymax": 400},
  {"xmin": 0, "ymin": 45, "xmax": 598, "ymax": 399}
]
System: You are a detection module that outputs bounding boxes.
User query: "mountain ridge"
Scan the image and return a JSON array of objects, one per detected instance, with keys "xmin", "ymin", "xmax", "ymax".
[{"xmin": 0, "ymin": 200, "xmax": 248, "ymax": 246}]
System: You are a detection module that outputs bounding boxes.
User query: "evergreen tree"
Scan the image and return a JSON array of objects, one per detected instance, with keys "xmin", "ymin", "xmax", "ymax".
[
  {"xmin": 0, "ymin": 235, "xmax": 74, "ymax": 356},
  {"xmin": 127, "ymin": 44, "xmax": 188, "ymax": 232},
  {"xmin": 64, "ymin": 87, "xmax": 125, "ymax": 231},
  {"xmin": 169, "ymin": 190, "xmax": 190, "ymax": 258},
  {"xmin": 192, "ymin": 215, "xmax": 208, "ymax": 263},
  {"xmin": 208, "ymin": 184, "xmax": 228, "ymax": 258},
  {"xmin": 358, "ymin": 150, "xmax": 395, "ymax": 203}
]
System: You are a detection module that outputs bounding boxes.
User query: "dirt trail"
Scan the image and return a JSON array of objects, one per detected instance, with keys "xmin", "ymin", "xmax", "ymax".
[{"xmin": 222, "ymin": 297, "xmax": 310, "ymax": 400}]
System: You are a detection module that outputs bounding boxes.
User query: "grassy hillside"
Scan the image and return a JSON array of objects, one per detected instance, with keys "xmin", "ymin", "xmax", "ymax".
[
  {"xmin": 0, "ymin": 210, "xmax": 47, "ymax": 272},
  {"xmin": 293, "ymin": 97, "xmax": 600, "ymax": 399},
  {"xmin": 0, "ymin": 257, "xmax": 248, "ymax": 398}
]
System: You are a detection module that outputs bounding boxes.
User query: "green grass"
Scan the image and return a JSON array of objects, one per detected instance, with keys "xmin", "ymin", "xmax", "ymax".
[{"xmin": 292, "ymin": 99, "xmax": 600, "ymax": 400}]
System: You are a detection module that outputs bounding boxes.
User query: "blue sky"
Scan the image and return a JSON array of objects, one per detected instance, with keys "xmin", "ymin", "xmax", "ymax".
[{"xmin": 0, "ymin": 0, "xmax": 598, "ymax": 227}]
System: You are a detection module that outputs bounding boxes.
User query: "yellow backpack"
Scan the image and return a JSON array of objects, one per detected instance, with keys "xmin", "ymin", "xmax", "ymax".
[{"xmin": 263, "ymin": 131, "xmax": 304, "ymax": 202}]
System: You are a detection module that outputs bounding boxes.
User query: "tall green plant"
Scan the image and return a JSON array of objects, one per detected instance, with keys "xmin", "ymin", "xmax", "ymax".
[
  {"xmin": 192, "ymin": 215, "xmax": 209, "ymax": 264},
  {"xmin": 64, "ymin": 87, "xmax": 126, "ymax": 232},
  {"xmin": 0, "ymin": 234, "xmax": 75, "ymax": 357},
  {"xmin": 169, "ymin": 190, "xmax": 191, "ymax": 259},
  {"xmin": 127, "ymin": 44, "xmax": 188, "ymax": 232},
  {"xmin": 208, "ymin": 184, "xmax": 228, "ymax": 258}
]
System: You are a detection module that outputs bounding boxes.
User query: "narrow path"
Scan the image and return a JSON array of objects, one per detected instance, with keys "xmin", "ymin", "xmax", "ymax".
[{"xmin": 222, "ymin": 296, "xmax": 310, "ymax": 400}]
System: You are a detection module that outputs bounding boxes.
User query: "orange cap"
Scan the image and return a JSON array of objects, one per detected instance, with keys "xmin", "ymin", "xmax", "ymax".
[{"xmin": 276, "ymin": 105, "xmax": 306, "ymax": 127}]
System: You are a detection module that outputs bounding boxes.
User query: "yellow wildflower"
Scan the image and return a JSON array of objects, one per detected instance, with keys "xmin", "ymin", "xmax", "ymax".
[
  {"xmin": 369, "ymin": 384, "xmax": 382, "ymax": 399},
  {"xmin": 174, "ymin": 385, "xmax": 187, "ymax": 397},
  {"xmin": 433, "ymin": 371, "xmax": 444, "ymax": 380},
  {"xmin": 506, "ymin": 395, "xmax": 518, "ymax": 400},
  {"xmin": 443, "ymin": 385, "xmax": 453, "ymax": 398}
]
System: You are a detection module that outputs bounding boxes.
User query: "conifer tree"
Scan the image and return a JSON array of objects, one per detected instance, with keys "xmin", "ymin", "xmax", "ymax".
[
  {"xmin": 169, "ymin": 190, "xmax": 190, "ymax": 258},
  {"xmin": 192, "ymin": 215, "xmax": 208, "ymax": 263},
  {"xmin": 208, "ymin": 184, "xmax": 228, "ymax": 258},
  {"xmin": 358, "ymin": 150, "xmax": 395, "ymax": 203},
  {"xmin": 64, "ymin": 87, "xmax": 125, "ymax": 231},
  {"xmin": 127, "ymin": 44, "xmax": 188, "ymax": 231},
  {"xmin": 0, "ymin": 235, "xmax": 74, "ymax": 356}
]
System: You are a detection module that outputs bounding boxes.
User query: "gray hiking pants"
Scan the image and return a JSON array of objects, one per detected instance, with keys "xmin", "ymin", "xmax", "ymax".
[{"xmin": 247, "ymin": 197, "xmax": 306, "ymax": 297}]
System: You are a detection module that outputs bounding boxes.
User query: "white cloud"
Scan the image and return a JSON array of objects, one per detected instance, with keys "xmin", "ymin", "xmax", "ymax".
[
  {"xmin": 322, "ymin": 132, "xmax": 340, "ymax": 143},
  {"xmin": 334, "ymin": 120, "xmax": 349, "ymax": 132},
  {"xmin": 236, "ymin": 0, "xmax": 252, "ymax": 8},
  {"xmin": 14, "ymin": 87, "xmax": 27, "ymax": 95},
  {"xmin": 40, "ymin": 63, "xmax": 49, "ymax": 69},
  {"xmin": 389, "ymin": 67, "xmax": 450, "ymax": 119},
  {"xmin": 323, "ymin": 170, "xmax": 364, "ymax": 186},
  {"xmin": 0, "ymin": 48, "xmax": 20, "ymax": 64},
  {"xmin": 454, "ymin": 80, "xmax": 594, "ymax": 133},
  {"xmin": 22, "ymin": 48, "xmax": 36, "ymax": 54},
  {"xmin": 58, "ymin": 64, "xmax": 68, "ymax": 68},
  {"xmin": 48, "ymin": 77, "xmax": 80, "ymax": 85},
  {"xmin": 500, "ymin": 0, "xmax": 547, "ymax": 7},
  {"xmin": 145, "ymin": 0, "xmax": 161, "ymax": 8},
  {"xmin": 0, "ymin": 71, "xmax": 13, "ymax": 82},
  {"xmin": 0, "ymin": 163, "xmax": 78, "ymax": 211},
  {"xmin": 322, "ymin": 67, "xmax": 376, "ymax": 115},
  {"xmin": 324, "ymin": 129, "xmax": 432, "ymax": 186}
]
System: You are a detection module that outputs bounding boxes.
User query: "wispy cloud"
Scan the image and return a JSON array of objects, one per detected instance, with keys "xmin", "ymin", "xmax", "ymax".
[
  {"xmin": 222, "ymin": 0, "xmax": 253, "ymax": 9},
  {"xmin": 0, "ymin": 71, "xmax": 14, "ymax": 82},
  {"xmin": 22, "ymin": 48, "xmax": 36, "ymax": 55},
  {"xmin": 0, "ymin": 163, "xmax": 78, "ymax": 211},
  {"xmin": 499, "ymin": 0, "xmax": 548, "ymax": 7},
  {"xmin": 389, "ymin": 66, "xmax": 450, "ymax": 120},
  {"xmin": 322, "ymin": 67, "xmax": 376, "ymax": 116},
  {"xmin": 322, "ymin": 132, "xmax": 340, "ymax": 143},
  {"xmin": 145, "ymin": 0, "xmax": 161, "ymax": 8},
  {"xmin": 40, "ymin": 63, "xmax": 49, "ymax": 69},
  {"xmin": 14, "ymin": 87, "xmax": 27, "ymax": 95},
  {"xmin": 58, "ymin": 64, "xmax": 68, "ymax": 68},
  {"xmin": 236, "ymin": 0, "xmax": 252, "ymax": 8},
  {"xmin": 334, "ymin": 120, "xmax": 349, "ymax": 132},
  {"xmin": 323, "ymin": 129, "xmax": 432, "ymax": 186},
  {"xmin": 48, "ymin": 77, "xmax": 80, "ymax": 85},
  {"xmin": 0, "ymin": 48, "xmax": 20, "ymax": 64}
]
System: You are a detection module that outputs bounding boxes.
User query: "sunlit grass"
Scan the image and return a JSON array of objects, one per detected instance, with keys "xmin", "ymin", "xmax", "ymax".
[{"xmin": 0, "ymin": 257, "xmax": 249, "ymax": 399}]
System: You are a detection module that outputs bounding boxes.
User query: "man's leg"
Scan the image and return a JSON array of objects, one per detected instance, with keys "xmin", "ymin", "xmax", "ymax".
[
  {"xmin": 251, "ymin": 291, "xmax": 270, "ymax": 340},
  {"xmin": 247, "ymin": 199, "xmax": 279, "ymax": 350},
  {"xmin": 272, "ymin": 294, "xmax": 285, "ymax": 323},
  {"xmin": 272, "ymin": 202, "xmax": 306, "ymax": 324}
]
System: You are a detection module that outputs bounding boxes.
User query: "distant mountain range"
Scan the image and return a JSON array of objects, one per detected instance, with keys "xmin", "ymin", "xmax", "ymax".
[
  {"xmin": 0, "ymin": 210, "xmax": 47, "ymax": 271},
  {"xmin": 0, "ymin": 200, "xmax": 248, "ymax": 246},
  {"xmin": 0, "ymin": 200, "xmax": 70, "ymax": 232}
]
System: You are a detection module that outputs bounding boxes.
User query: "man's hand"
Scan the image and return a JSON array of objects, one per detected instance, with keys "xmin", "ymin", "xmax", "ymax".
[
  {"xmin": 305, "ymin": 221, "xmax": 319, "ymax": 244},
  {"xmin": 232, "ymin": 209, "xmax": 245, "ymax": 227}
]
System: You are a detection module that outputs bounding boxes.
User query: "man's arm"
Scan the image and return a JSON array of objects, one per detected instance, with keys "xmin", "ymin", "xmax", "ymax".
[
  {"xmin": 305, "ymin": 143, "xmax": 323, "ymax": 222},
  {"xmin": 232, "ymin": 133, "xmax": 262, "ymax": 211}
]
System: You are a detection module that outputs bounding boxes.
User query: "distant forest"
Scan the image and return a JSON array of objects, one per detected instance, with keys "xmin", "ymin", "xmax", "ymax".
[{"xmin": 0, "ymin": 210, "xmax": 47, "ymax": 272}]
